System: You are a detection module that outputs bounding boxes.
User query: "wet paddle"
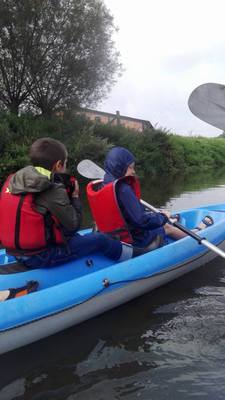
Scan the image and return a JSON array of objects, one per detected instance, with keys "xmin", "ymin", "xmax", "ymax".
[
  {"xmin": 188, "ymin": 82, "xmax": 225, "ymax": 131},
  {"xmin": 77, "ymin": 159, "xmax": 225, "ymax": 259}
]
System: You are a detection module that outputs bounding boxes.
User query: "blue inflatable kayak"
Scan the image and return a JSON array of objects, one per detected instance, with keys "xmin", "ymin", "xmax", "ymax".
[{"xmin": 1, "ymin": 202, "xmax": 225, "ymax": 355}]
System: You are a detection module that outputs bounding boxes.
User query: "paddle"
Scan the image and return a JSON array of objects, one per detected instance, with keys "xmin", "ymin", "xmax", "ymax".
[
  {"xmin": 77, "ymin": 159, "xmax": 225, "ymax": 259},
  {"xmin": 188, "ymin": 82, "xmax": 225, "ymax": 131}
]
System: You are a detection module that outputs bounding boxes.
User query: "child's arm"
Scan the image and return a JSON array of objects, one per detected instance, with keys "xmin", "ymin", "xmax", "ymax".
[
  {"xmin": 36, "ymin": 185, "xmax": 82, "ymax": 232},
  {"xmin": 118, "ymin": 184, "xmax": 168, "ymax": 230}
]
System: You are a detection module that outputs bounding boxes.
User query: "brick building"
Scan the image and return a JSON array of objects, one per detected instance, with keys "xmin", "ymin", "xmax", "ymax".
[{"xmin": 79, "ymin": 108, "xmax": 153, "ymax": 132}]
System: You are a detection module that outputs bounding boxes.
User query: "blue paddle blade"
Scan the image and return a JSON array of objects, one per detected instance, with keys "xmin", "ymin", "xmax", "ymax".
[{"xmin": 188, "ymin": 82, "xmax": 225, "ymax": 131}]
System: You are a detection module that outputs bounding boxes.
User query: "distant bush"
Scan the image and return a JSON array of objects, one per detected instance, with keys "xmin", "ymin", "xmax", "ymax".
[
  {"xmin": 0, "ymin": 113, "xmax": 225, "ymax": 185},
  {"xmin": 0, "ymin": 113, "xmax": 109, "ymax": 182},
  {"xmin": 168, "ymin": 135, "xmax": 225, "ymax": 173}
]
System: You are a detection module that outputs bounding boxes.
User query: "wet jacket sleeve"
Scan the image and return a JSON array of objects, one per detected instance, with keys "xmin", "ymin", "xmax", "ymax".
[{"xmin": 117, "ymin": 183, "xmax": 168, "ymax": 230}]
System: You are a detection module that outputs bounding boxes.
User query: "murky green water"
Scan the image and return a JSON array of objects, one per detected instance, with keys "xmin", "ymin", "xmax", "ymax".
[{"xmin": 1, "ymin": 171, "xmax": 225, "ymax": 400}]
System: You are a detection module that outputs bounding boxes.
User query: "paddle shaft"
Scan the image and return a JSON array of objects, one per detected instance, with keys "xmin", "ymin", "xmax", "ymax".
[
  {"xmin": 141, "ymin": 199, "xmax": 205, "ymax": 242},
  {"xmin": 77, "ymin": 160, "xmax": 225, "ymax": 259},
  {"xmin": 141, "ymin": 200, "xmax": 225, "ymax": 258}
]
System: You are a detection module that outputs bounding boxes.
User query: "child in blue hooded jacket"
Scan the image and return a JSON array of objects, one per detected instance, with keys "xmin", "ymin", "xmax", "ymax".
[{"xmin": 103, "ymin": 147, "xmax": 194, "ymax": 248}]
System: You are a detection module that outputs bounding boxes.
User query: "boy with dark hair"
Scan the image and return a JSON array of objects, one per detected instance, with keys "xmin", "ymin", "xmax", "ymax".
[
  {"xmin": 29, "ymin": 137, "xmax": 68, "ymax": 171},
  {"xmin": 0, "ymin": 138, "xmax": 134, "ymax": 268}
]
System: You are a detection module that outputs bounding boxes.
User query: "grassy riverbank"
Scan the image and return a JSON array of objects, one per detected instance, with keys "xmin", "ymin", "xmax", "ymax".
[{"xmin": 0, "ymin": 112, "xmax": 225, "ymax": 183}]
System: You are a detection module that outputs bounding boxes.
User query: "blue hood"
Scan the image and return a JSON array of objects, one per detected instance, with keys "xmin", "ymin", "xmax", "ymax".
[{"xmin": 104, "ymin": 147, "xmax": 135, "ymax": 183}]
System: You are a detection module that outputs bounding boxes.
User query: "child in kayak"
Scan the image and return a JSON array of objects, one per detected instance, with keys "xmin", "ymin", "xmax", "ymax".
[
  {"xmin": 87, "ymin": 146, "xmax": 213, "ymax": 250},
  {"xmin": 0, "ymin": 139, "xmax": 141, "ymax": 267}
]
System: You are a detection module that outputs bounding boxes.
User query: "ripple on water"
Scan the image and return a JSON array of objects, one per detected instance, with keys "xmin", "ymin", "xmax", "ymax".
[{"xmin": 2, "ymin": 263, "xmax": 225, "ymax": 399}]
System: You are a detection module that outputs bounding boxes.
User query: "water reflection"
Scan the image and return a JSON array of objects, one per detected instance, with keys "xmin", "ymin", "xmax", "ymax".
[
  {"xmin": 141, "ymin": 170, "xmax": 225, "ymax": 209},
  {"xmin": 2, "ymin": 259, "xmax": 225, "ymax": 400}
]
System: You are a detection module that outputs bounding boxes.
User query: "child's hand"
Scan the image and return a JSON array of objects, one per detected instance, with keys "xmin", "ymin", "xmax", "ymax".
[
  {"xmin": 160, "ymin": 210, "xmax": 171, "ymax": 219},
  {"xmin": 71, "ymin": 179, "xmax": 79, "ymax": 198}
]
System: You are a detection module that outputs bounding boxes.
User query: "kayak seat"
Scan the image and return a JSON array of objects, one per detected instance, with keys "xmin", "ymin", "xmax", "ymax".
[{"xmin": 179, "ymin": 209, "xmax": 224, "ymax": 229}]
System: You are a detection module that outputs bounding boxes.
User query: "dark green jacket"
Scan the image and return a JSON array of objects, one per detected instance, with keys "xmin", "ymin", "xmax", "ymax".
[{"xmin": 9, "ymin": 166, "xmax": 82, "ymax": 233}]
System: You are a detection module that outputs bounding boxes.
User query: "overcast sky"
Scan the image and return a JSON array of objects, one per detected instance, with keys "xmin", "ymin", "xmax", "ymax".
[{"xmin": 98, "ymin": 0, "xmax": 225, "ymax": 137}]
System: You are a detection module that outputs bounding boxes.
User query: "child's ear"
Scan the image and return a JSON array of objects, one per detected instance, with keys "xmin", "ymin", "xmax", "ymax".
[{"xmin": 53, "ymin": 160, "xmax": 63, "ymax": 172}]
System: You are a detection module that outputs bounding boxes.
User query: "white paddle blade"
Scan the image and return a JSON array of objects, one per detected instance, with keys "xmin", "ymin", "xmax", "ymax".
[
  {"xmin": 77, "ymin": 159, "xmax": 105, "ymax": 179},
  {"xmin": 188, "ymin": 82, "xmax": 225, "ymax": 131}
]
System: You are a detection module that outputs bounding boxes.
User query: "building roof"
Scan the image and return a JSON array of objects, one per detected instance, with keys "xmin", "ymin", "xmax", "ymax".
[{"xmin": 81, "ymin": 107, "xmax": 153, "ymax": 127}]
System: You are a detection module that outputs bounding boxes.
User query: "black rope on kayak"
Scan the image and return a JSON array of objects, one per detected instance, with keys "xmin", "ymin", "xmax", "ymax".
[{"xmin": 210, "ymin": 209, "xmax": 225, "ymax": 213}]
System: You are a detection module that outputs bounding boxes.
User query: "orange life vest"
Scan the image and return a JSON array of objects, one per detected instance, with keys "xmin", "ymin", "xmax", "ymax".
[
  {"xmin": 86, "ymin": 176, "xmax": 141, "ymax": 243},
  {"xmin": 0, "ymin": 176, "xmax": 64, "ymax": 255}
]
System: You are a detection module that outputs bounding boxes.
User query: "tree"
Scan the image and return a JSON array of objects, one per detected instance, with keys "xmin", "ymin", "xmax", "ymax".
[
  {"xmin": 0, "ymin": 1, "xmax": 39, "ymax": 114},
  {"xmin": 0, "ymin": 0, "xmax": 121, "ymax": 116}
]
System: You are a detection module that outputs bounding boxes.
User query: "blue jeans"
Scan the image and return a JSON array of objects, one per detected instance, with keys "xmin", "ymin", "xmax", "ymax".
[{"xmin": 19, "ymin": 232, "xmax": 123, "ymax": 268}]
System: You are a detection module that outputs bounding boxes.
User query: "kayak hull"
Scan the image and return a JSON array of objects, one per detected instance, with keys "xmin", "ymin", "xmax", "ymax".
[{"xmin": 1, "ymin": 204, "xmax": 225, "ymax": 354}]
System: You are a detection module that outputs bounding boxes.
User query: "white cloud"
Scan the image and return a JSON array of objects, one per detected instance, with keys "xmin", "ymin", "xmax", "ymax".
[{"xmin": 99, "ymin": 0, "xmax": 225, "ymax": 136}]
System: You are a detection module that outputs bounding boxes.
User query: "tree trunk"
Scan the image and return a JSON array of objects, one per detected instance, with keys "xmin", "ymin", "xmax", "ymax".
[{"xmin": 8, "ymin": 101, "xmax": 20, "ymax": 115}]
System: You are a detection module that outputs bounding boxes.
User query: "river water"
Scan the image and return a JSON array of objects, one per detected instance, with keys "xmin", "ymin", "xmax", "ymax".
[{"xmin": 1, "ymin": 173, "xmax": 225, "ymax": 400}]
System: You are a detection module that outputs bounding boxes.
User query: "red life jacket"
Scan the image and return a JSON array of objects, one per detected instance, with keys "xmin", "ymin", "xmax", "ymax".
[
  {"xmin": 0, "ymin": 176, "xmax": 64, "ymax": 255},
  {"xmin": 86, "ymin": 176, "xmax": 141, "ymax": 244}
]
